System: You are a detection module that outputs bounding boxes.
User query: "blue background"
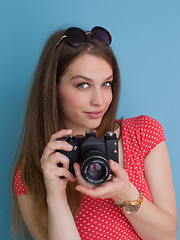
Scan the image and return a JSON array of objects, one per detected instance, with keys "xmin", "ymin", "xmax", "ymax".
[{"xmin": 0, "ymin": 0, "xmax": 179, "ymax": 239}]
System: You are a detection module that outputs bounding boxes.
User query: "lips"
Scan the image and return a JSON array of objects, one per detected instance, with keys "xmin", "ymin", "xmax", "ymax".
[{"xmin": 85, "ymin": 110, "xmax": 103, "ymax": 119}]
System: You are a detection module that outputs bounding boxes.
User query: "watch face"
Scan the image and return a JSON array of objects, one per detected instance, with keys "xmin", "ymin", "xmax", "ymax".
[{"xmin": 124, "ymin": 204, "xmax": 138, "ymax": 214}]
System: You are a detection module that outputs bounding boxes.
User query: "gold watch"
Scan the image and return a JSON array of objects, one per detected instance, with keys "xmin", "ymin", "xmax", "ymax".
[{"xmin": 115, "ymin": 190, "xmax": 143, "ymax": 214}]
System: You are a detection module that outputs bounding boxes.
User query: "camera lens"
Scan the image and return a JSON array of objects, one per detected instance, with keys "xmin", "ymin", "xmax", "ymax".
[
  {"xmin": 80, "ymin": 150, "xmax": 110, "ymax": 185},
  {"xmin": 89, "ymin": 163, "xmax": 102, "ymax": 174},
  {"xmin": 88, "ymin": 162, "xmax": 104, "ymax": 177},
  {"xmin": 87, "ymin": 162, "xmax": 107, "ymax": 181}
]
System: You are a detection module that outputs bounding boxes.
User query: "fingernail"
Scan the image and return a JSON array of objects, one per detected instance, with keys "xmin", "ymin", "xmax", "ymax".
[
  {"xmin": 73, "ymin": 163, "xmax": 78, "ymax": 169},
  {"xmin": 67, "ymin": 144, "xmax": 73, "ymax": 150},
  {"xmin": 75, "ymin": 186, "xmax": 80, "ymax": 191}
]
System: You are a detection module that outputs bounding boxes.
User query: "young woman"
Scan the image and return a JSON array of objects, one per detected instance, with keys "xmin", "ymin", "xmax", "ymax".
[{"xmin": 12, "ymin": 26, "xmax": 177, "ymax": 240}]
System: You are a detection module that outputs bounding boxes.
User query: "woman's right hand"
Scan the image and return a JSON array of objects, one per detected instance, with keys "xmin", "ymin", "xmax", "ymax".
[{"xmin": 41, "ymin": 129, "xmax": 76, "ymax": 197}]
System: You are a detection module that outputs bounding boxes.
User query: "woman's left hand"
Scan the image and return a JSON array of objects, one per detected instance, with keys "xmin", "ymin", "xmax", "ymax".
[{"xmin": 74, "ymin": 160, "xmax": 138, "ymax": 204}]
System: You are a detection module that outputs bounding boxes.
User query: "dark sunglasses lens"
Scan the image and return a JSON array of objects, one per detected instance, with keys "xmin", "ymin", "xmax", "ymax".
[
  {"xmin": 66, "ymin": 28, "xmax": 86, "ymax": 47},
  {"xmin": 92, "ymin": 27, "xmax": 111, "ymax": 45}
]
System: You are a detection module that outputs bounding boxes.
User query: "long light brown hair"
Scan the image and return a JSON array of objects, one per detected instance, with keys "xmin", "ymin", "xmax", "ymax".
[{"xmin": 11, "ymin": 28, "xmax": 121, "ymax": 239}]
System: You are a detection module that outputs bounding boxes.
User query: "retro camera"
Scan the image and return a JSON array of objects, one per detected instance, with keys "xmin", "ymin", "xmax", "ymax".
[{"xmin": 57, "ymin": 130, "xmax": 118, "ymax": 185}]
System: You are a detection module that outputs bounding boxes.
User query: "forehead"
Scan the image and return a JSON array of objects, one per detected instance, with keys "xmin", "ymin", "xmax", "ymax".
[{"xmin": 65, "ymin": 53, "xmax": 113, "ymax": 78}]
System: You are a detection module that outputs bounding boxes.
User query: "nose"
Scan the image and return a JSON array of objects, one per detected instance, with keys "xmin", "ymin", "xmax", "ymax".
[{"xmin": 90, "ymin": 88, "xmax": 104, "ymax": 106}]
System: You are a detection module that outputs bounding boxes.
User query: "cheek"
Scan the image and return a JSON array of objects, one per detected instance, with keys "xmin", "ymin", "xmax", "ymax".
[
  {"xmin": 60, "ymin": 90, "xmax": 86, "ymax": 109},
  {"xmin": 105, "ymin": 91, "xmax": 113, "ymax": 106}
]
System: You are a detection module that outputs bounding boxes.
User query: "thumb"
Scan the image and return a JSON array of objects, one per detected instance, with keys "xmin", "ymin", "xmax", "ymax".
[{"xmin": 110, "ymin": 160, "xmax": 122, "ymax": 178}]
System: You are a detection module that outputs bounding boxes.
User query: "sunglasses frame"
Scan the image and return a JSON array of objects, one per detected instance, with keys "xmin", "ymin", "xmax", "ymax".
[{"xmin": 55, "ymin": 26, "xmax": 112, "ymax": 49}]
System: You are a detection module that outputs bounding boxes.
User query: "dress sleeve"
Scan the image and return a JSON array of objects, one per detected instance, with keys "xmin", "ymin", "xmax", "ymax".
[
  {"xmin": 139, "ymin": 115, "xmax": 166, "ymax": 159},
  {"xmin": 14, "ymin": 169, "xmax": 28, "ymax": 197}
]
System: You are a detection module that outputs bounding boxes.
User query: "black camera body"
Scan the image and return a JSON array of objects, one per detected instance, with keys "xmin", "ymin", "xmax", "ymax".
[{"xmin": 57, "ymin": 131, "xmax": 118, "ymax": 185}]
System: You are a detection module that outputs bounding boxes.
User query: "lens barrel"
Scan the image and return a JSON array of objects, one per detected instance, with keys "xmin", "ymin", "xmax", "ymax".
[{"xmin": 80, "ymin": 150, "xmax": 110, "ymax": 185}]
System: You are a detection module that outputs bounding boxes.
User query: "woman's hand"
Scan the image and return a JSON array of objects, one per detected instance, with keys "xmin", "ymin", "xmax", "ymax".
[
  {"xmin": 73, "ymin": 163, "xmax": 97, "ymax": 189},
  {"xmin": 41, "ymin": 129, "xmax": 76, "ymax": 197},
  {"xmin": 75, "ymin": 160, "xmax": 138, "ymax": 204}
]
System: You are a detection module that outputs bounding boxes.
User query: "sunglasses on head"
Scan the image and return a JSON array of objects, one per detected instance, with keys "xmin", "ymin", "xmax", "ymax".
[{"xmin": 55, "ymin": 26, "xmax": 112, "ymax": 49}]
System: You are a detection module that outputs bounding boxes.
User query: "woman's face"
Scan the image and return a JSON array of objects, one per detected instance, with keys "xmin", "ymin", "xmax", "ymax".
[{"xmin": 57, "ymin": 53, "xmax": 113, "ymax": 135}]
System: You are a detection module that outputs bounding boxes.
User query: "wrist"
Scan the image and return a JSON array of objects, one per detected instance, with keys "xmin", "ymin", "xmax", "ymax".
[
  {"xmin": 114, "ymin": 188, "xmax": 143, "ymax": 214},
  {"xmin": 114, "ymin": 183, "xmax": 139, "ymax": 206},
  {"xmin": 47, "ymin": 191, "xmax": 67, "ymax": 205}
]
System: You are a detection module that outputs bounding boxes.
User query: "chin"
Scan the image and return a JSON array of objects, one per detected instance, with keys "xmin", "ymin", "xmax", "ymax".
[{"xmin": 85, "ymin": 119, "xmax": 102, "ymax": 131}]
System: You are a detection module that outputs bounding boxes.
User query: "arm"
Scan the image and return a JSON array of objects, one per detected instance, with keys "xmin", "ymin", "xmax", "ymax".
[
  {"xmin": 17, "ymin": 195, "xmax": 46, "ymax": 240},
  {"xmin": 41, "ymin": 129, "xmax": 81, "ymax": 240},
  {"xmin": 122, "ymin": 141, "xmax": 177, "ymax": 240},
  {"xmin": 75, "ymin": 141, "xmax": 177, "ymax": 240},
  {"xmin": 47, "ymin": 192, "xmax": 80, "ymax": 240},
  {"xmin": 17, "ymin": 193, "xmax": 80, "ymax": 240},
  {"xmin": 17, "ymin": 129, "xmax": 81, "ymax": 240}
]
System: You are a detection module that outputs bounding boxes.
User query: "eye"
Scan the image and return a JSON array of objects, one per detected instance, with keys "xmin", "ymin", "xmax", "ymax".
[
  {"xmin": 77, "ymin": 82, "xmax": 90, "ymax": 89},
  {"xmin": 102, "ymin": 81, "xmax": 112, "ymax": 87}
]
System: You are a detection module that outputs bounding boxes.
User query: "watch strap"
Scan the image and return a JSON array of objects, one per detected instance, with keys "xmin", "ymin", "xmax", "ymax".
[{"xmin": 115, "ymin": 190, "xmax": 143, "ymax": 214}]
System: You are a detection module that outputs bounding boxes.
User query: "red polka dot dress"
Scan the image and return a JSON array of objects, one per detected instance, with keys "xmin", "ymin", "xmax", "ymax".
[
  {"xmin": 14, "ymin": 169, "xmax": 28, "ymax": 196},
  {"xmin": 14, "ymin": 115, "xmax": 166, "ymax": 239}
]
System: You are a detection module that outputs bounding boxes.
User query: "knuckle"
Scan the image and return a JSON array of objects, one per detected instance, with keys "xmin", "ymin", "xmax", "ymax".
[
  {"xmin": 61, "ymin": 141, "xmax": 71, "ymax": 149},
  {"xmin": 44, "ymin": 168, "xmax": 55, "ymax": 179},
  {"xmin": 58, "ymin": 141, "xmax": 66, "ymax": 149},
  {"xmin": 42, "ymin": 166, "xmax": 50, "ymax": 176},
  {"xmin": 54, "ymin": 151, "xmax": 61, "ymax": 159},
  {"xmin": 41, "ymin": 157, "xmax": 46, "ymax": 167},
  {"xmin": 57, "ymin": 152, "xmax": 69, "ymax": 163},
  {"xmin": 40, "ymin": 156, "xmax": 43, "ymax": 164},
  {"xmin": 51, "ymin": 132, "xmax": 56, "ymax": 140},
  {"xmin": 57, "ymin": 168, "xmax": 68, "ymax": 178},
  {"xmin": 47, "ymin": 142, "xmax": 53, "ymax": 149},
  {"xmin": 41, "ymin": 159, "xmax": 48, "ymax": 169}
]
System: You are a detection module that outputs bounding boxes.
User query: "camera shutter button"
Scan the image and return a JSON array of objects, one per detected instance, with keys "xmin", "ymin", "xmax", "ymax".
[{"xmin": 74, "ymin": 146, "xmax": 78, "ymax": 151}]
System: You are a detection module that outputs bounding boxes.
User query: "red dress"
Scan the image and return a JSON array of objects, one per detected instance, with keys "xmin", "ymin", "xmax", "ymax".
[{"xmin": 14, "ymin": 115, "xmax": 166, "ymax": 239}]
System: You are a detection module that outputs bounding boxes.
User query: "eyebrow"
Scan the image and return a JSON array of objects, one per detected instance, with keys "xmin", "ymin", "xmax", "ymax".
[{"xmin": 71, "ymin": 74, "xmax": 113, "ymax": 81}]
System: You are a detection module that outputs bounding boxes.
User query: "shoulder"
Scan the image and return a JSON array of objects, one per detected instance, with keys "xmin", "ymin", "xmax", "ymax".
[
  {"xmin": 117, "ymin": 115, "xmax": 166, "ymax": 157},
  {"xmin": 118, "ymin": 114, "xmax": 160, "ymax": 125},
  {"xmin": 118, "ymin": 115, "xmax": 165, "ymax": 135}
]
